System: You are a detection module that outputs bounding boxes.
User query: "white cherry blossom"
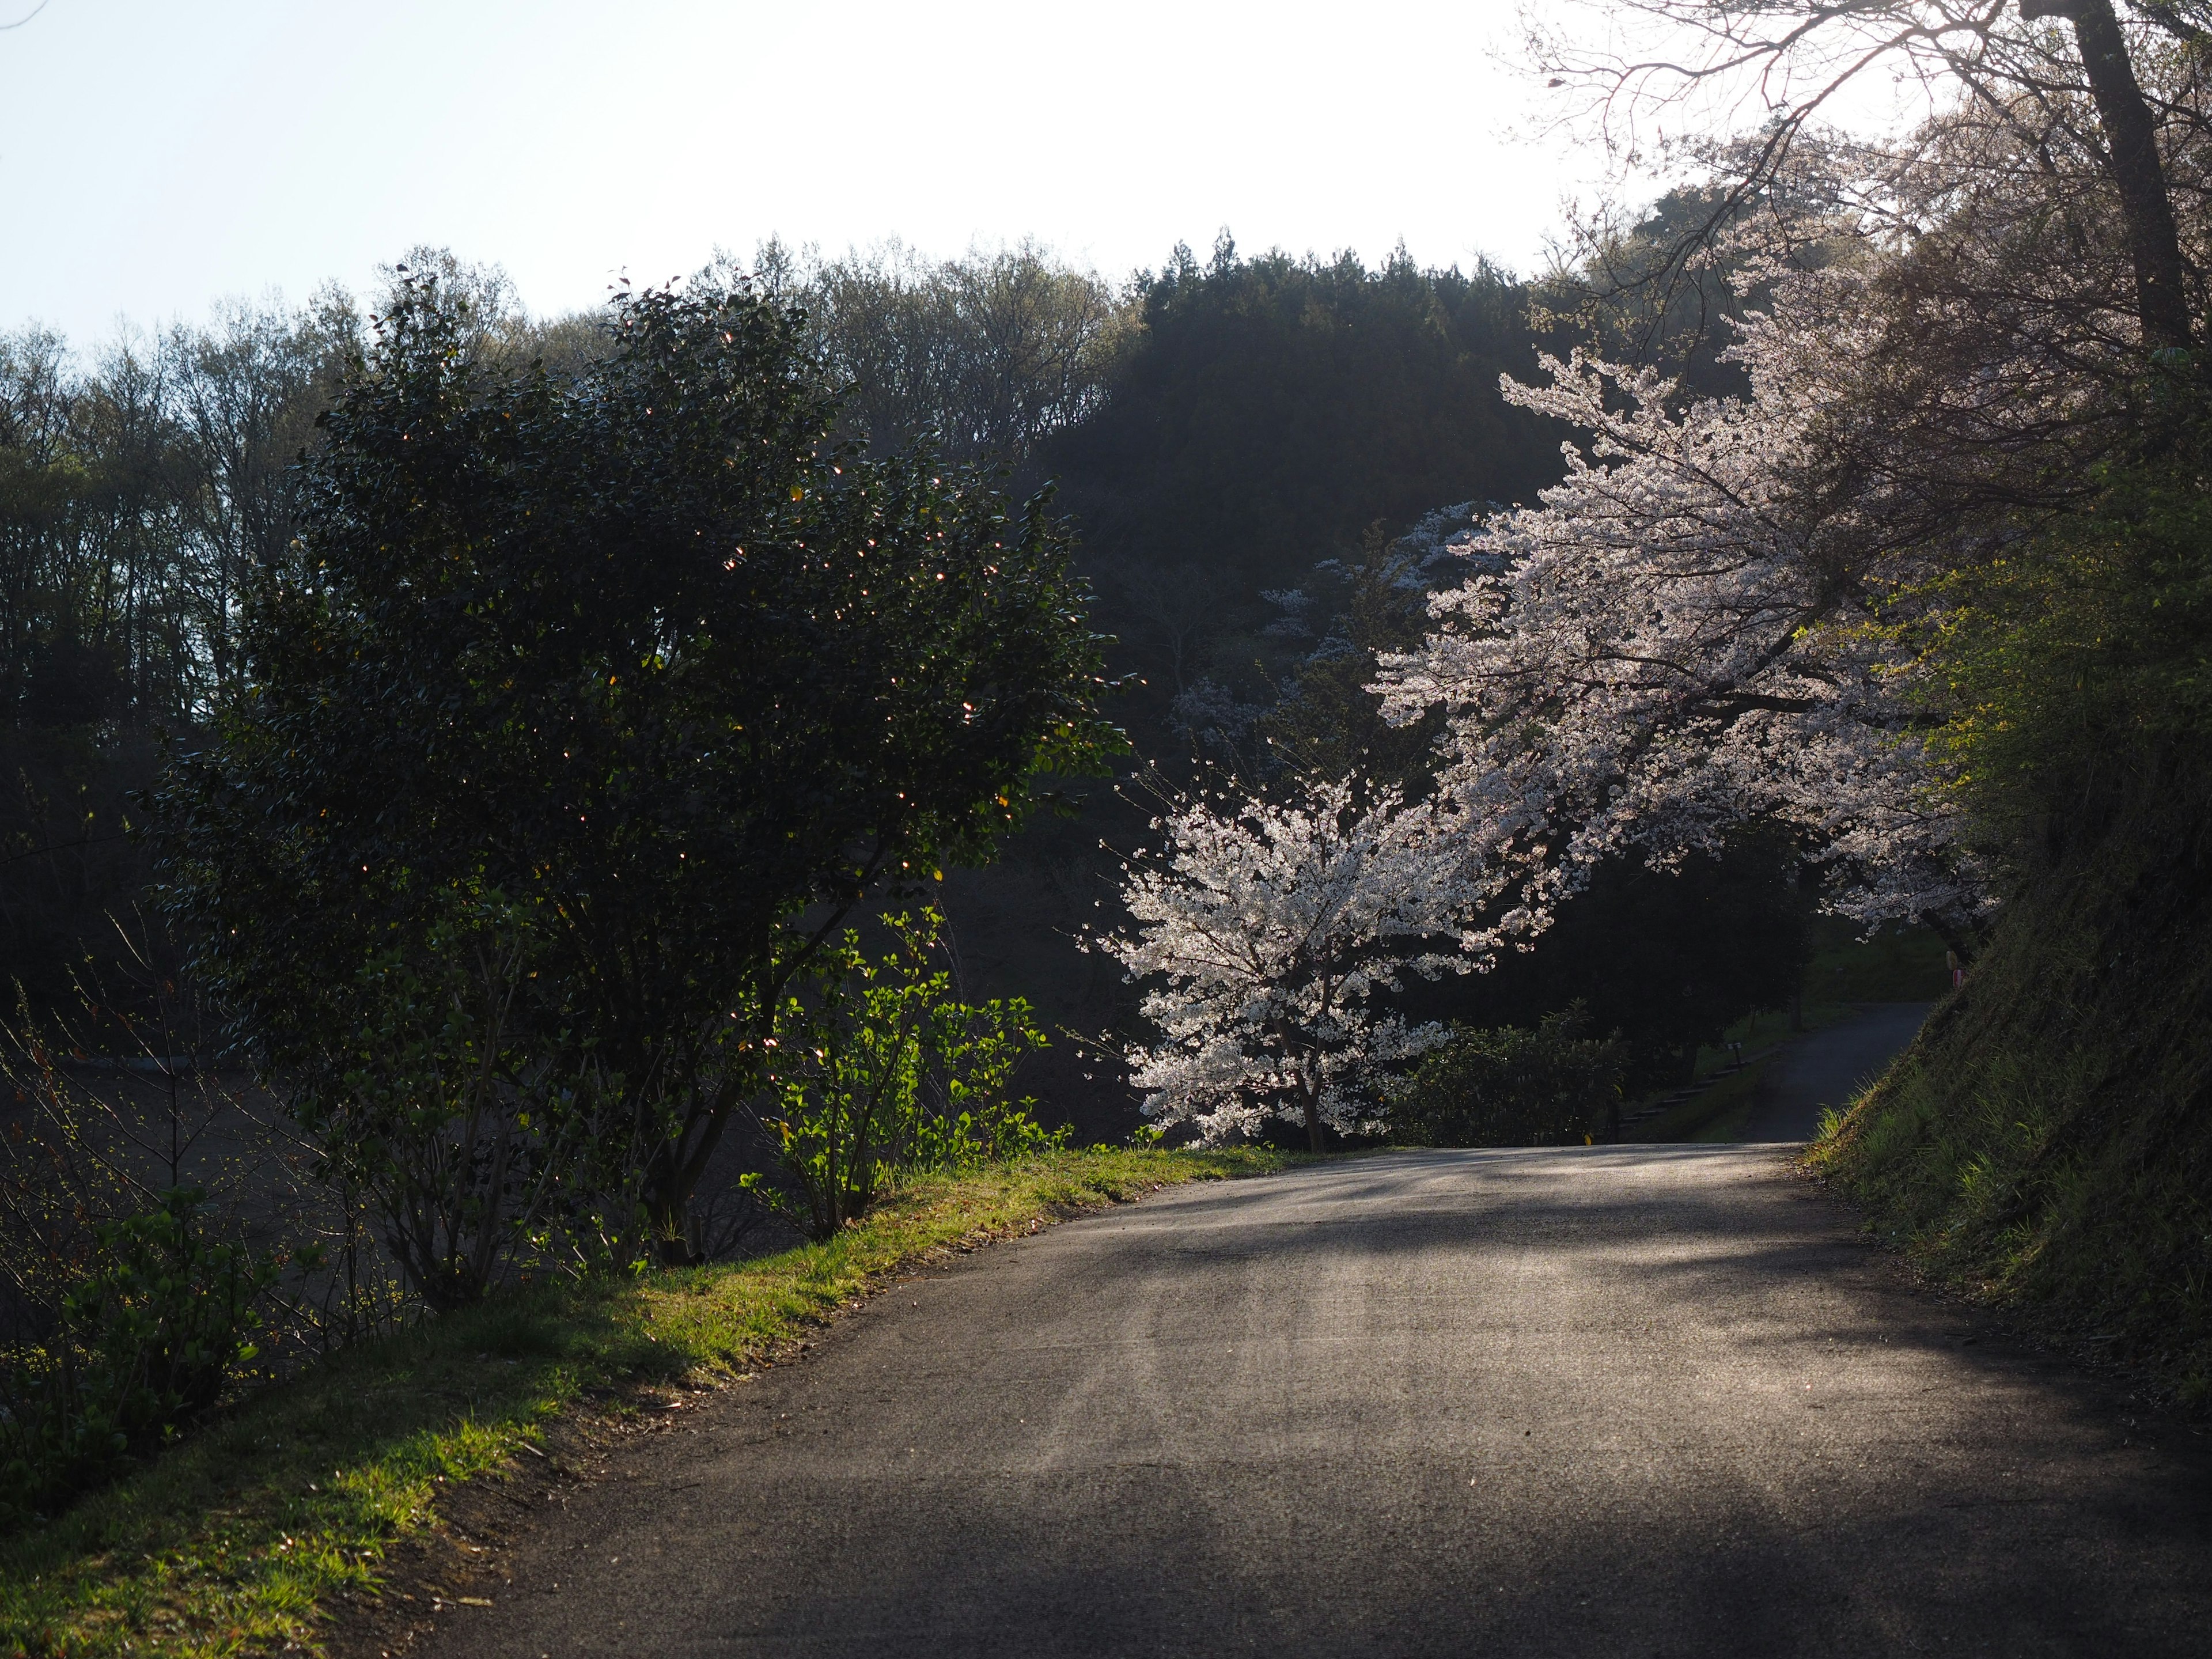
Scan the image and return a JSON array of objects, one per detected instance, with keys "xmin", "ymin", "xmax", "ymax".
[
  {"xmin": 1101, "ymin": 778, "xmax": 1490, "ymax": 1149},
  {"xmin": 1373, "ymin": 342, "xmax": 1986, "ymax": 938}
]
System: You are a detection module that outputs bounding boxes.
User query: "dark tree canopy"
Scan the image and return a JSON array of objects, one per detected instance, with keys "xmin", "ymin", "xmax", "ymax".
[
  {"xmin": 155, "ymin": 272, "xmax": 1117, "ymax": 1235},
  {"xmin": 1048, "ymin": 238, "xmax": 1563, "ymax": 601},
  {"xmin": 1406, "ymin": 839, "xmax": 1813, "ymax": 1092}
]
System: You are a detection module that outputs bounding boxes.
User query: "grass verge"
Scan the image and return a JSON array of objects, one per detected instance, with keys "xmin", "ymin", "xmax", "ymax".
[
  {"xmin": 1680, "ymin": 1061, "xmax": 1772, "ymax": 1143},
  {"xmin": 1, "ymin": 1146, "xmax": 1288, "ymax": 1658}
]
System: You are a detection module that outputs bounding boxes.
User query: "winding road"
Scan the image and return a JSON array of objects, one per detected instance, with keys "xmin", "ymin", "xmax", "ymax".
[
  {"xmin": 419, "ymin": 1147, "xmax": 2212, "ymax": 1657},
  {"xmin": 1742, "ymin": 1004, "xmax": 1936, "ymax": 1143}
]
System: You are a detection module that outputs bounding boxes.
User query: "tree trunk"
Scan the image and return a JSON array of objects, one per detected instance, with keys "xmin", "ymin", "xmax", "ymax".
[
  {"xmin": 1919, "ymin": 907, "xmax": 1978, "ymax": 970},
  {"xmin": 1302, "ymin": 1089, "xmax": 1324, "ymax": 1154},
  {"xmin": 2025, "ymin": 0, "xmax": 2195, "ymax": 350},
  {"xmin": 640, "ymin": 1072, "xmax": 745, "ymax": 1263}
]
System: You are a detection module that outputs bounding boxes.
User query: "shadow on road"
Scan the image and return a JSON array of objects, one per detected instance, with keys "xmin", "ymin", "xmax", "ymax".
[{"xmin": 411, "ymin": 1147, "xmax": 2212, "ymax": 1659}]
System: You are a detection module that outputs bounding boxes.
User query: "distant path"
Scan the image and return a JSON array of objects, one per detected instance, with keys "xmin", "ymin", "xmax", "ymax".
[
  {"xmin": 1740, "ymin": 1002, "xmax": 1933, "ymax": 1143},
  {"xmin": 419, "ymin": 1148, "xmax": 2212, "ymax": 1658}
]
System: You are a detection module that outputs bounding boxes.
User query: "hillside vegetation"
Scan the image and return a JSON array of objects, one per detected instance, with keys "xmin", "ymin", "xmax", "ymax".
[
  {"xmin": 1811, "ymin": 763, "xmax": 2212, "ymax": 1403},
  {"xmin": 1808, "ymin": 403, "xmax": 2212, "ymax": 1402}
]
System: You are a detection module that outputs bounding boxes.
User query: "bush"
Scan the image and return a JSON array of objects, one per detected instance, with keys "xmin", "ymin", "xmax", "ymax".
[
  {"xmin": 1, "ymin": 1187, "xmax": 272, "ymax": 1529},
  {"xmin": 153, "ymin": 270, "xmax": 1116, "ymax": 1260},
  {"xmin": 1387, "ymin": 1007, "xmax": 1626, "ymax": 1147},
  {"xmin": 746, "ymin": 910, "xmax": 1060, "ymax": 1240},
  {"xmin": 304, "ymin": 886, "xmax": 629, "ymax": 1309}
]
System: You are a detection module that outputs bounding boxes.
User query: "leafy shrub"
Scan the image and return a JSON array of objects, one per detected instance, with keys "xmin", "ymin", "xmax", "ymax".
[
  {"xmin": 302, "ymin": 886, "xmax": 625, "ymax": 1309},
  {"xmin": 1, "ymin": 1187, "xmax": 273, "ymax": 1528},
  {"xmin": 1387, "ymin": 1007, "xmax": 1626, "ymax": 1147},
  {"xmin": 746, "ymin": 911, "xmax": 1059, "ymax": 1239}
]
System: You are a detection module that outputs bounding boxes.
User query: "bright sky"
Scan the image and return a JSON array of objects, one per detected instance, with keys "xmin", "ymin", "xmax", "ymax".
[{"xmin": 0, "ymin": 0, "xmax": 1613, "ymax": 344}]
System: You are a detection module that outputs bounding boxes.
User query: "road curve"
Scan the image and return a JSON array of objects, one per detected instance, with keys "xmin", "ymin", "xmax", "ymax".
[
  {"xmin": 422, "ymin": 1149, "xmax": 2212, "ymax": 1657},
  {"xmin": 1741, "ymin": 1004, "xmax": 1934, "ymax": 1143}
]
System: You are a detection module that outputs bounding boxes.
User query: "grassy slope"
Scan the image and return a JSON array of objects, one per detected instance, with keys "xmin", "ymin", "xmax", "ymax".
[
  {"xmin": 1620, "ymin": 1058, "xmax": 1771, "ymax": 1143},
  {"xmin": 0, "ymin": 1147, "xmax": 1287, "ymax": 1658},
  {"xmin": 1806, "ymin": 785, "xmax": 2212, "ymax": 1407}
]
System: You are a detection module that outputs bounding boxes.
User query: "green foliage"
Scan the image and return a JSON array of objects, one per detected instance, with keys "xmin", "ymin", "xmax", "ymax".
[
  {"xmin": 1620, "ymin": 1052, "xmax": 1773, "ymax": 1145},
  {"xmin": 748, "ymin": 910, "xmax": 1060, "ymax": 1240},
  {"xmin": 0, "ymin": 305, "xmax": 356, "ymax": 1011},
  {"xmin": 2, "ymin": 1188, "xmax": 274, "ymax": 1531},
  {"xmin": 1419, "ymin": 838, "xmax": 1813, "ymax": 1092},
  {"xmin": 1046, "ymin": 239, "xmax": 1560, "ymax": 745},
  {"xmin": 1819, "ymin": 435, "xmax": 2212, "ymax": 1402},
  {"xmin": 1908, "ymin": 440, "xmax": 2212, "ymax": 850},
  {"xmin": 1387, "ymin": 1007, "xmax": 1627, "ymax": 1147},
  {"xmin": 1809, "ymin": 759, "xmax": 2212, "ymax": 1404},
  {"xmin": 1256, "ymin": 523, "xmax": 1446, "ymax": 789},
  {"xmin": 62, "ymin": 1190, "xmax": 274, "ymax": 1445},
  {"xmin": 153, "ymin": 269, "xmax": 1119, "ymax": 1248},
  {"xmin": 1801, "ymin": 917, "xmax": 1952, "ymax": 1003},
  {"xmin": 1052, "ymin": 239, "xmax": 1557, "ymax": 594},
  {"xmin": 774, "ymin": 239, "xmax": 1134, "ymax": 467},
  {"xmin": 310, "ymin": 885, "xmax": 616, "ymax": 1308}
]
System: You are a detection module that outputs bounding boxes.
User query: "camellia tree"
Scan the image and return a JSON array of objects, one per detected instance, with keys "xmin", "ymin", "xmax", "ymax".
[
  {"xmin": 155, "ymin": 271, "xmax": 1118, "ymax": 1276},
  {"xmin": 1101, "ymin": 778, "xmax": 1484, "ymax": 1149}
]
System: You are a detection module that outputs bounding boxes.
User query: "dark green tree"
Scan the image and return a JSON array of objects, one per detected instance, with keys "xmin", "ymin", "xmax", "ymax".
[
  {"xmin": 1400, "ymin": 836, "xmax": 1813, "ymax": 1094},
  {"xmin": 1047, "ymin": 238, "xmax": 1559, "ymax": 708},
  {"xmin": 1257, "ymin": 522, "xmax": 1450, "ymax": 790},
  {"xmin": 154, "ymin": 272, "xmax": 1117, "ymax": 1264}
]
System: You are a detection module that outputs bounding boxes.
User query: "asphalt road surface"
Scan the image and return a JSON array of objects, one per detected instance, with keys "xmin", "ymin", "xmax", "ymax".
[
  {"xmin": 421, "ymin": 1149, "xmax": 2212, "ymax": 1658},
  {"xmin": 1741, "ymin": 1004, "xmax": 1936, "ymax": 1143}
]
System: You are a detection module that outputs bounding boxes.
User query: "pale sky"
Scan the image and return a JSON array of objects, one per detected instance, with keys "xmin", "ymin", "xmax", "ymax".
[{"xmin": 0, "ymin": 0, "xmax": 1612, "ymax": 345}]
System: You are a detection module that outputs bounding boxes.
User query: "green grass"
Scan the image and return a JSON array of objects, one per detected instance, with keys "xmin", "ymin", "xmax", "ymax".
[
  {"xmin": 1682, "ymin": 1062, "xmax": 1773, "ymax": 1143},
  {"xmin": 1801, "ymin": 918, "xmax": 1951, "ymax": 1003},
  {"xmin": 1624, "ymin": 964, "xmax": 1941, "ymax": 1145},
  {"xmin": 1688, "ymin": 1002, "xmax": 1863, "ymax": 1086},
  {"xmin": 0, "ymin": 1146, "xmax": 1288, "ymax": 1658}
]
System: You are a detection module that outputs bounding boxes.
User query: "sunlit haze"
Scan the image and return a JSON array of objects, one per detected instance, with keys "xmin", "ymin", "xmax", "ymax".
[{"xmin": 0, "ymin": 0, "xmax": 1613, "ymax": 342}]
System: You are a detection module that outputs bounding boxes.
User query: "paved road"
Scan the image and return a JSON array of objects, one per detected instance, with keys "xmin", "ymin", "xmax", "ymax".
[
  {"xmin": 422, "ymin": 1149, "xmax": 2212, "ymax": 1657},
  {"xmin": 1741, "ymin": 1004, "xmax": 1934, "ymax": 1143}
]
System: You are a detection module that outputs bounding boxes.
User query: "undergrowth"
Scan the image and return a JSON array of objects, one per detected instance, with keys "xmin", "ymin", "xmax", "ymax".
[
  {"xmin": 0, "ymin": 1146, "xmax": 1285, "ymax": 1658},
  {"xmin": 1622, "ymin": 1058, "xmax": 1773, "ymax": 1144}
]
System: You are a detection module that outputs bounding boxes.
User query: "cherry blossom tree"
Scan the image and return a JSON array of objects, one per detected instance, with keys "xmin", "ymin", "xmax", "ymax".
[
  {"xmin": 1112, "ymin": 7, "xmax": 2210, "ymax": 1110},
  {"xmin": 1528, "ymin": 2, "xmax": 2200, "ymax": 360},
  {"xmin": 1100, "ymin": 778, "xmax": 1487, "ymax": 1150},
  {"xmin": 1375, "ymin": 15, "xmax": 2207, "ymax": 943},
  {"xmin": 1376, "ymin": 0, "xmax": 2212, "ymax": 948},
  {"xmin": 1371, "ymin": 332, "xmax": 1987, "ymax": 945}
]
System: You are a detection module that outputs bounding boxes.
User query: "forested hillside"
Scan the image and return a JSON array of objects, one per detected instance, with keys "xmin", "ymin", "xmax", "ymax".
[
  {"xmin": 1047, "ymin": 239, "xmax": 1558, "ymax": 703},
  {"xmin": 806, "ymin": 237, "xmax": 1822, "ymax": 1126},
  {"xmin": 0, "ymin": 256, "xmax": 594, "ymax": 1015},
  {"xmin": 0, "ymin": 227, "xmax": 1849, "ymax": 1137}
]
